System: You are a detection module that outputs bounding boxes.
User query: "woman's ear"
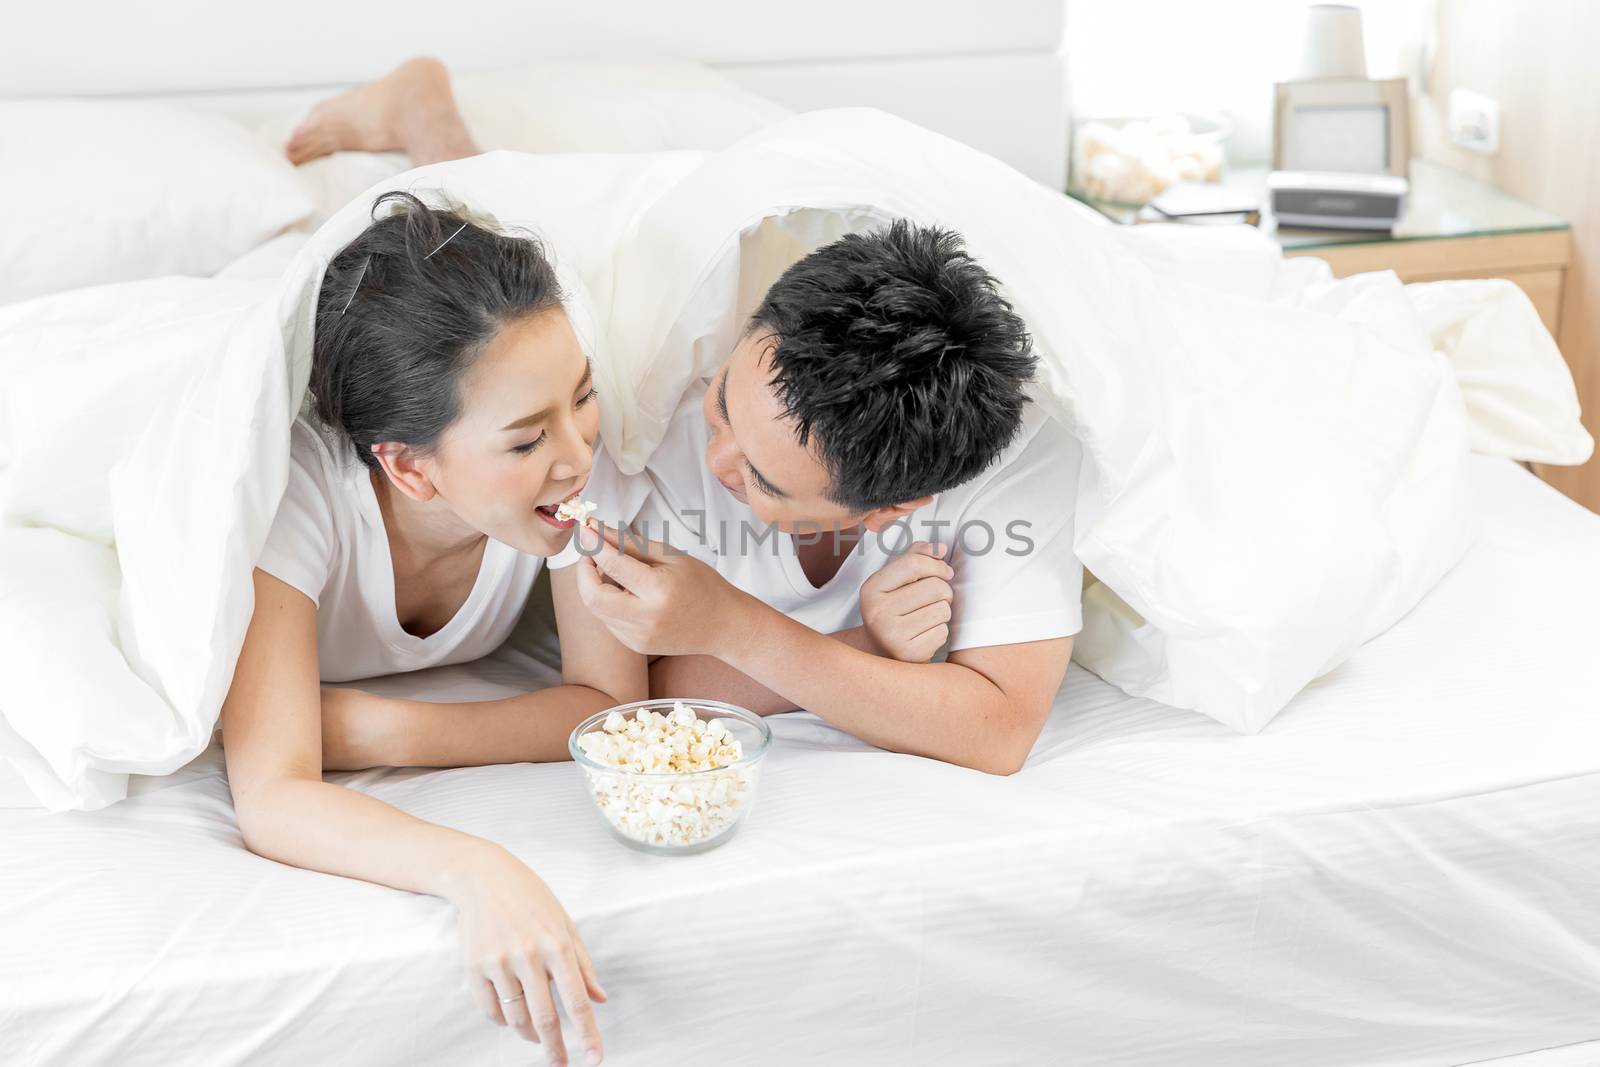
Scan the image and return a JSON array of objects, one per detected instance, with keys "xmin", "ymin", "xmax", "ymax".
[
  {"xmin": 860, "ymin": 495, "xmax": 934, "ymax": 533},
  {"xmin": 370, "ymin": 443, "xmax": 439, "ymax": 502}
]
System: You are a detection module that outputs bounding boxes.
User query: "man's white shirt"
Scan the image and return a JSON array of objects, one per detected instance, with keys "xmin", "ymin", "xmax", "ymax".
[{"xmin": 553, "ymin": 381, "xmax": 1083, "ymax": 653}]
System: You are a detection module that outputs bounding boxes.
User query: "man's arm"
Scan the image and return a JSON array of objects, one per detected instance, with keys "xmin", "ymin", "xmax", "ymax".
[
  {"xmin": 576, "ymin": 527, "xmax": 1075, "ymax": 771},
  {"xmin": 649, "ymin": 540, "xmax": 959, "ymax": 715},
  {"xmin": 648, "ymin": 628, "xmax": 875, "ymax": 715},
  {"xmin": 577, "ymin": 534, "xmax": 1072, "ymax": 775},
  {"xmin": 719, "ymin": 601, "xmax": 1072, "ymax": 775}
]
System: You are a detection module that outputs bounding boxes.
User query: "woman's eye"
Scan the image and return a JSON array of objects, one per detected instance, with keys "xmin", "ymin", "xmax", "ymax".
[
  {"xmin": 576, "ymin": 387, "xmax": 599, "ymax": 408},
  {"xmin": 511, "ymin": 432, "xmax": 547, "ymax": 455}
]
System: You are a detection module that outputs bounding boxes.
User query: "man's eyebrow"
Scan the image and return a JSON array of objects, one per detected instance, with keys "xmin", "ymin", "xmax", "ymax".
[
  {"xmin": 500, "ymin": 362, "xmax": 593, "ymax": 432},
  {"xmin": 719, "ymin": 368, "xmax": 788, "ymax": 498},
  {"xmin": 745, "ymin": 459, "xmax": 788, "ymax": 499}
]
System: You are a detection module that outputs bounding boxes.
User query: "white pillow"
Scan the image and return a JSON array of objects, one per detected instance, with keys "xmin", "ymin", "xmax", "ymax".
[
  {"xmin": 1406, "ymin": 278, "xmax": 1594, "ymax": 466},
  {"xmin": 0, "ymin": 99, "xmax": 312, "ymax": 305},
  {"xmin": 189, "ymin": 59, "xmax": 789, "ymax": 229}
]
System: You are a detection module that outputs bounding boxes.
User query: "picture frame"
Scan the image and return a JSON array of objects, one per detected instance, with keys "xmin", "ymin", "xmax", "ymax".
[{"xmin": 1273, "ymin": 77, "xmax": 1410, "ymax": 177}]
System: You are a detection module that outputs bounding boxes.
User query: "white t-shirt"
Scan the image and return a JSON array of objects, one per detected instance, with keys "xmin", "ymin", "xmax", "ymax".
[
  {"xmin": 552, "ymin": 382, "xmax": 1083, "ymax": 652},
  {"xmin": 257, "ymin": 419, "xmax": 545, "ymax": 683}
]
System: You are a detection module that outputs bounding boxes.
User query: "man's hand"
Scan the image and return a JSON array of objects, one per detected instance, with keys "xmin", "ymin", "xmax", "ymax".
[
  {"xmin": 574, "ymin": 523, "xmax": 756, "ymax": 658},
  {"xmin": 859, "ymin": 541, "xmax": 955, "ymax": 662}
]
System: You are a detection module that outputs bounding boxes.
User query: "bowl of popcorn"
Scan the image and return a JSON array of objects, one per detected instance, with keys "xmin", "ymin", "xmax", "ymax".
[{"xmin": 569, "ymin": 699, "xmax": 771, "ymax": 855}]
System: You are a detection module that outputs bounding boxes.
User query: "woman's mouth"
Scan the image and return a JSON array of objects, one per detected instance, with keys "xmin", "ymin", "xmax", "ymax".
[
  {"xmin": 535, "ymin": 488, "xmax": 585, "ymax": 531},
  {"xmin": 535, "ymin": 504, "xmax": 576, "ymax": 530}
]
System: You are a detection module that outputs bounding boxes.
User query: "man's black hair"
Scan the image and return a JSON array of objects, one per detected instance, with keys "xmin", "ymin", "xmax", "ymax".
[
  {"xmin": 749, "ymin": 219, "xmax": 1036, "ymax": 512},
  {"xmin": 311, "ymin": 191, "xmax": 564, "ymax": 470}
]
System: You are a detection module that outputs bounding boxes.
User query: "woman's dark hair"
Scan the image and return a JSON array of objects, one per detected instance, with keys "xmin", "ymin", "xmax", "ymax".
[
  {"xmin": 311, "ymin": 191, "xmax": 564, "ymax": 470},
  {"xmin": 750, "ymin": 219, "xmax": 1036, "ymax": 511}
]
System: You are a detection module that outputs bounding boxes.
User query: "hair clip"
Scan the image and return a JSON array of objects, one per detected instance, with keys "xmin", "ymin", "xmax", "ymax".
[
  {"xmin": 339, "ymin": 255, "xmax": 372, "ymax": 316},
  {"xmin": 425, "ymin": 222, "xmax": 468, "ymax": 260}
]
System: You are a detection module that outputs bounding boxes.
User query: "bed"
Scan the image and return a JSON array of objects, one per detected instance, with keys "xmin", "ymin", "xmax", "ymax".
[
  {"xmin": 4, "ymin": 454, "xmax": 1598, "ymax": 1065},
  {"xmin": 5, "ymin": 6, "xmax": 1600, "ymax": 1066}
]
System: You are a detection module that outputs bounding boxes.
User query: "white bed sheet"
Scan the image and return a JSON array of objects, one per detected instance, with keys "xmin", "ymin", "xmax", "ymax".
[{"xmin": 3, "ymin": 454, "xmax": 1598, "ymax": 1066}]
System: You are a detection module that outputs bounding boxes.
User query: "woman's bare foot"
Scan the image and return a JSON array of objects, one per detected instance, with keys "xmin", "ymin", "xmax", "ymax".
[{"xmin": 286, "ymin": 57, "xmax": 480, "ymax": 166}]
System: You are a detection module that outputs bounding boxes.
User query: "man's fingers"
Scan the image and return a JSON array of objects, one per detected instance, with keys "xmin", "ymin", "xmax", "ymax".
[
  {"xmin": 906, "ymin": 623, "xmax": 950, "ymax": 662},
  {"xmin": 883, "ymin": 575, "xmax": 955, "ymax": 615},
  {"xmin": 873, "ymin": 550, "xmax": 954, "ymax": 594},
  {"xmin": 597, "ymin": 522, "xmax": 673, "ymax": 563},
  {"xmin": 908, "ymin": 540, "xmax": 948, "ymax": 560},
  {"xmin": 576, "ymin": 558, "xmax": 637, "ymax": 619},
  {"xmin": 553, "ymin": 946, "xmax": 605, "ymax": 1064},
  {"xmin": 590, "ymin": 536, "xmax": 657, "ymax": 593},
  {"xmin": 575, "ymin": 555, "xmax": 618, "ymax": 600},
  {"xmin": 901, "ymin": 599, "xmax": 954, "ymax": 635},
  {"xmin": 884, "ymin": 603, "xmax": 953, "ymax": 663}
]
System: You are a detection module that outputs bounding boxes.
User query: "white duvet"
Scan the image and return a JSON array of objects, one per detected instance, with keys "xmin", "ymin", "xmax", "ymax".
[
  {"xmin": 5, "ymin": 456, "xmax": 1600, "ymax": 1067},
  {"xmin": 0, "ymin": 109, "xmax": 1589, "ymax": 810}
]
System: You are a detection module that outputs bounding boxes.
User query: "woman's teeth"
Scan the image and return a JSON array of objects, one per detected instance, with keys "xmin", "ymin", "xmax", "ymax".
[
  {"xmin": 553, "ymin": 498, "xmax": 597, "ymax": 525},
  {"xmin": 535, "ymin": 495, "xmax": 595, "ymax": 531}
]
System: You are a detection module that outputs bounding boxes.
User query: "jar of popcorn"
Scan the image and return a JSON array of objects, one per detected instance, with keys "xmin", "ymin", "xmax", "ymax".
[
  {"xmin": 569, "ymin": 699, "xmax": 772, "ymax": 855},
  {"xmin": 1069, "ymin": 112, "xmax": 1230, "ymax": 207}
]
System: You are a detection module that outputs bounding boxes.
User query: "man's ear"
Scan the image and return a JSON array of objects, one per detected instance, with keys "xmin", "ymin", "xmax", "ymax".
[
  {"xmin": 860, "ymin": 496, "xmax": 934, "ymax": 533},
  {"xmin": 370, "ymin": 443, "xmax": 440, "ymax": 503}
]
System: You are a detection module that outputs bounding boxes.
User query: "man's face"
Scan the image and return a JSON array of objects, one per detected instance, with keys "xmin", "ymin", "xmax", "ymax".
[{"xmin": 701, "ymin": 331, "xmax": 869, "ymax": 533}]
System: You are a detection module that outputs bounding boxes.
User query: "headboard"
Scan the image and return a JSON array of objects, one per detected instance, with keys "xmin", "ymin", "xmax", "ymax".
[{"xmin": 2, "ymin": 0, "xmax": 1070, "ymax": 186}]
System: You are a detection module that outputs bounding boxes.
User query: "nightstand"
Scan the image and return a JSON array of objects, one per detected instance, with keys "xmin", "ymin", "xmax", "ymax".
[{"xmin": 1071, "ymin": 159, "xmax": 1573, "ymax": 336}]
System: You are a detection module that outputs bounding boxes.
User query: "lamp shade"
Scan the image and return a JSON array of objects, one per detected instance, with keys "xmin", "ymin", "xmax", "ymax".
[{"xmin": 1297, "ymin": 4, "xmax": 1368, "ymax": 80}]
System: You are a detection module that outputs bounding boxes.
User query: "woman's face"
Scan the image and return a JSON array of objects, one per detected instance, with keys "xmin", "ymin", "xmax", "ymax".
[{"xmin": 424, "ymin": 308, "xmax": 599, "ymax": 556}]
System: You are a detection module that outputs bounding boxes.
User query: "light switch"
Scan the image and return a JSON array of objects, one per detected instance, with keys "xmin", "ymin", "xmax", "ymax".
[{"xmin": 1448, "ymin": 88, "xmax": 1501, "ymax": 155}]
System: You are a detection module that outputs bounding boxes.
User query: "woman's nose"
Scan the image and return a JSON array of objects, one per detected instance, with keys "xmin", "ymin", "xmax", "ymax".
[{"xmin": 548, "ymin": 427, "xmax": 593, "ymax": 484}]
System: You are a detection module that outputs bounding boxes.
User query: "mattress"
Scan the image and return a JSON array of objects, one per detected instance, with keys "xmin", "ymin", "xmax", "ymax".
[{"xmin": 3, "ymin": 454, "xmax": 1599, "ymax": 1066}]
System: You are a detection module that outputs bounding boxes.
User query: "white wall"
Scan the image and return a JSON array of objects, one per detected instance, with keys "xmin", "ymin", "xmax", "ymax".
[{"xmin": 1064, "ymin": 0, "xmax": 1434, "ymax": 165}]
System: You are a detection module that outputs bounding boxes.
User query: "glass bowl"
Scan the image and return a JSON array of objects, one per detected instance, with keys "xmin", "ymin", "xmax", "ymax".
[{"xmin": 568, "ymin": 699, "xmax": 772, "ymax": 855}]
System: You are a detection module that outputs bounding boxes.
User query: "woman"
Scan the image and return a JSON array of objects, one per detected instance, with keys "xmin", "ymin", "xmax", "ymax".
[{"xmin": 222, "ymin": 191, "xmax": 636, "ymax": 1067}]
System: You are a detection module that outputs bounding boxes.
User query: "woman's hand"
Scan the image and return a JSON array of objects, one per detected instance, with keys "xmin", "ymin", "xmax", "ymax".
[
  {"xmin": 859, "ymin": 541, "xmax": 955, "ymax": 662},
  {"xmin": 446, "ymin": 844, "xmax": 609, "ymax": 1066}
]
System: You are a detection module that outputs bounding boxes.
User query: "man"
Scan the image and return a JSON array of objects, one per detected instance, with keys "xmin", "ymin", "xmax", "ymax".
[
  {"xmin": 294, "ymin": 59, "xmax": 1084, "ymax": 775},
  {"xmin": 563, "ymin": 222, "xmax": 1083, "ymax": 776}
]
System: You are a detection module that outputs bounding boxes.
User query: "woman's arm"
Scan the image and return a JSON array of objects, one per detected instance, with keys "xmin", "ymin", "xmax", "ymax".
[
  {"xmin": 224, "ymin": 568, "xmax": 608, "ymax": 1062},
  {"xmin": 551, "ymin": 562, "xmax": 650, "ymax": 703},
  {"xmin": 321, "ymin": 564, "xmax": 649, "ymax": 770}
]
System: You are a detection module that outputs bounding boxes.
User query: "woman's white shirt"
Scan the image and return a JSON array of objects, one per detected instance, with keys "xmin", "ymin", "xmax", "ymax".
[{"xmin": 256, "ymin": 419, "xmax": 544, "ymax": 683}]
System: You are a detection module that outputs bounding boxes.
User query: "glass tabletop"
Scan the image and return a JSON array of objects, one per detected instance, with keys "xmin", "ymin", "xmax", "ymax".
[{"xmin": 1069, "ymin": 159, "xmax": 1569, "ymax": 250}]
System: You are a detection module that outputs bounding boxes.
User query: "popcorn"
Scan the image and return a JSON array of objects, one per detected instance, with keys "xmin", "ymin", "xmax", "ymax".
[
  {"xmin": 577, "ymin": 702, "xmax": 754, "ymax": 849},
  {"xmin": 554, "ymin": 497, "xmax": 597, "ymax": 526}
]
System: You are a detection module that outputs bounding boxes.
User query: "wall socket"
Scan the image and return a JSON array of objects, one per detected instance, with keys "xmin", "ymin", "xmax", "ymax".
[{"xmin": 1448, "ymin": 88, "xmax": 1501, "ymax": 155}]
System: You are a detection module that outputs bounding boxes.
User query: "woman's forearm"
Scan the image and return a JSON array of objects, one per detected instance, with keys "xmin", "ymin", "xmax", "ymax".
[
  {"xmin": 324, "ymin": 684, "xmax": 619, "ymax": 769},
  {"xmin": 233, "ymin": 775, "xmax": 500, "ymax": 901}
]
